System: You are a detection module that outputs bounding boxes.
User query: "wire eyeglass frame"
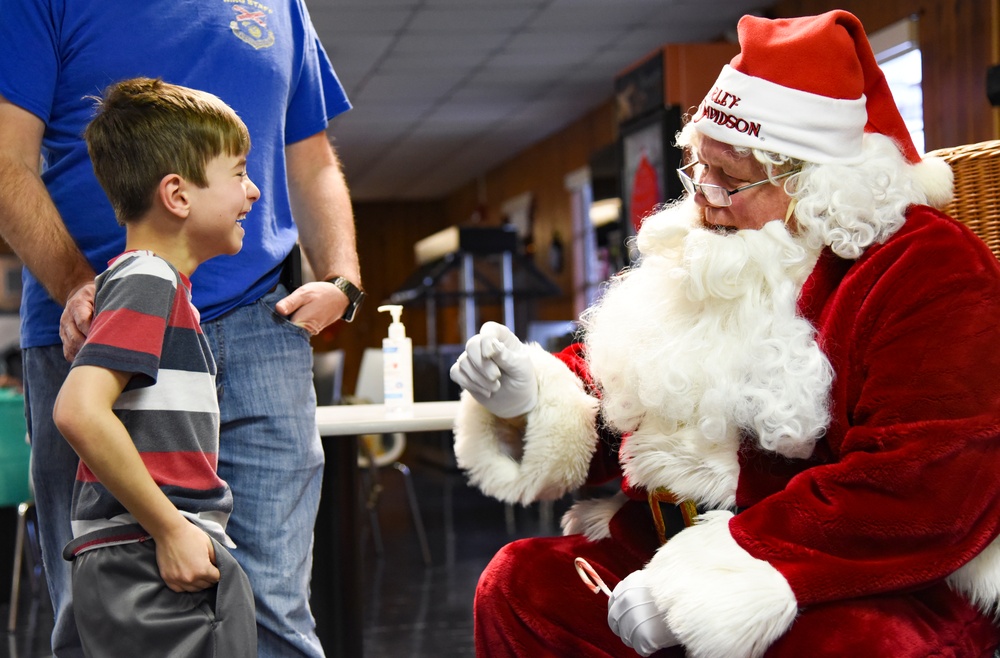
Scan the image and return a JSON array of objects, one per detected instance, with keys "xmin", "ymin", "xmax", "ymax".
[{"xmin": 677, "ymin": 161, "xmax": 798, "ymax": 208}]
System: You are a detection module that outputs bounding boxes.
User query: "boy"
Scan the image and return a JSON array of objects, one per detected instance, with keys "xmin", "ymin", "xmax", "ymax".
[{"xmin": 52, "ymin": 77, "xmax": 259, "ymax": 657}]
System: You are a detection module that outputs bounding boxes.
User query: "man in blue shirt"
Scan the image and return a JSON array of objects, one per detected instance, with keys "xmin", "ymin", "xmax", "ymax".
[{"xmin": 0, "ymin": 2, "xmax": 362, "ymax": 656}]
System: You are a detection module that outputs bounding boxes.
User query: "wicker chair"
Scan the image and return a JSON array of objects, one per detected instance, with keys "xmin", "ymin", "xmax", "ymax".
[{"xmin": 925, "ymin": 140, "xmax": 1000, "ymax": 260}]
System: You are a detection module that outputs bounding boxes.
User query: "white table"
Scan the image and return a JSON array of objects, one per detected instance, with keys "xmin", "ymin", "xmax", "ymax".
[
  {"xmin": 315, "ymin": 400, "xmax": 461, "ymax": 436},
  {"xmin": 311, "ymin": 400, "xmax": 460, "ymax": 657}
]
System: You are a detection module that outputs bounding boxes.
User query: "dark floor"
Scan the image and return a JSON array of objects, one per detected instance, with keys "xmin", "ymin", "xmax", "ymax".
[
  {"xmin": 1, "ymin": 433, "xmax": 569, "ymax": 658},
  {"xmin": 354, "ymin": 433, "xmax": 567, "ymax": 658}
]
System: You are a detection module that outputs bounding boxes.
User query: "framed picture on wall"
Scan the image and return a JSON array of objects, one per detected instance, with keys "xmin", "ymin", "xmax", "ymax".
[{"xmin": 619, "ymin": 106, "xmax": 683, "ymax": 243}]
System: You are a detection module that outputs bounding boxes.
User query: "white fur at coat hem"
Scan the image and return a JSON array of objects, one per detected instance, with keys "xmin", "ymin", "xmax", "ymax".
[
  {"xmin": 560, "ymin": 491, "xmax": 628, "ymax": 541},
  {"xmin": 947, "ymin": 534, "xmax": 1000, "ymax": 617},
  {"xmin": 644, "ymin": 511, "xmax": 797, "ymax": 658},
  {"xmin": 453, "ymin": 344, "xmax": 600, "ymax": 505}
]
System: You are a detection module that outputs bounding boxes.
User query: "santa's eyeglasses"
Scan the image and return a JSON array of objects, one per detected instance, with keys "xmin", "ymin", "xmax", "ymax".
[{"xmin": 676, "ymin": 161, "xmax": 798, "ymax": 208}]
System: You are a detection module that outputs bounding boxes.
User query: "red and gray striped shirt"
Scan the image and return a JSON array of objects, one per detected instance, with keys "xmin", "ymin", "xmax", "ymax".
[{"xmin": 64, "ymin": 251, "xmax": 233, "ymax": 557}]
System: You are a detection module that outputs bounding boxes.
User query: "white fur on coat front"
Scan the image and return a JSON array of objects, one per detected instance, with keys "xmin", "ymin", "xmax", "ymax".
[
  {"xmin": 645, "ymin": 511, "xmax": 798, "ymax": 658},
  {"xmin": 452, "ymin": 344, "xmax": 600, "ymax": 505},
  {"xmin": 948, "ymin": 534, "xmax": 1000, "ymax": 617}
]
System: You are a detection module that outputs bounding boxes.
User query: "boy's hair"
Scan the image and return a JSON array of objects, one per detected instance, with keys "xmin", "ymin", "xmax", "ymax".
[{"xmin": 84, "ymin": 77, "xmax": 251, "ymax": 224}]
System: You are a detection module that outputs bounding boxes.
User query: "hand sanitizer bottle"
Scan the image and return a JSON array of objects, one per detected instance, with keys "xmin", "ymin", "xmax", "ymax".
[{"xmin": 377, "ymin": 305, "xmax": 413, "ymax": 416}]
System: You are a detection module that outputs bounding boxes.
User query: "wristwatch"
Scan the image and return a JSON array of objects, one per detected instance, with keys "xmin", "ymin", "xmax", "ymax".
[{"xmin": 326, "ymin": 276, "xmax": 366, "ymax": 322}]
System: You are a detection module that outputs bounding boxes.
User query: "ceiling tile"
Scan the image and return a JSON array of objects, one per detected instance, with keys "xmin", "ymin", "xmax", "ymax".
[
  {"xmin": 310, "ymin": 6, "xmax": 415, "ymax": 34},
  {"xmin": 391, "ymin": 31, "xmax": 510, "ymax": 55},
  {"xmin": 407, "ymin": 7, "xmax": 541, "ymax": 32},
  {"xmin": 352, "ymin": 73, "xmax": 462, "ymax": 102}
]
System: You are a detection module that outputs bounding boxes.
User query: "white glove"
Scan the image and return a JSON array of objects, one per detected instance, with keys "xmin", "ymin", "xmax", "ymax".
[
  {"xmin": 449, "ymin": 321, "xmax": 538, "ymax": 418},
  {"xmin": 608, "ymin": 570, "xmax": 679, "ymax": 657}
]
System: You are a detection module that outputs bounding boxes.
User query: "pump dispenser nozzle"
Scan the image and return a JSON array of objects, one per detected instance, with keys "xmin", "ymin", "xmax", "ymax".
[{"xmin": 377, "ymin": 304, "xmax": 406, "ymax": 339}]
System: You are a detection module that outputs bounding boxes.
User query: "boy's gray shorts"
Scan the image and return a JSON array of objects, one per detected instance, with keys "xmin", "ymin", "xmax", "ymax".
[{"xmin": 70, "ymin": 536, "xmax": 256, "ymax": 657}]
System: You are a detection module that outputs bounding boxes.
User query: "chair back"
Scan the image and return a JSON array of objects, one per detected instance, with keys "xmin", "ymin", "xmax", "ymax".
[
  {"xmin": 0, "ymin": 388, "xmax": 30, "ymax": 507},
  {"xmin": 354, "ymin": 348, "xmax": 385, "ymax": 403},
  {"xmin": 925, "ymin": 140, "xmax": 1000, "ymax": 260},
  {"xmin": 312, "ymin": 349, "xmax": 345, "ymax": 406}
]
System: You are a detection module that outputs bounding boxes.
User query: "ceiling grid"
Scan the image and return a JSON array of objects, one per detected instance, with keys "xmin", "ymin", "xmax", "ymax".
[{"xmin": 314, "ymin": 0, "xmax": 769, "ymax": 200}]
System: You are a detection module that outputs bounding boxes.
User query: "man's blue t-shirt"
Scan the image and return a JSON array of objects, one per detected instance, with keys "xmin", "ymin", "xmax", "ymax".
[{"xmin": 0, "ymin": 0, "xmax": 351, "ymax": 348}]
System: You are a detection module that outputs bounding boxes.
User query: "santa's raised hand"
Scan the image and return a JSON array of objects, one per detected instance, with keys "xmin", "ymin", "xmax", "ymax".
[{"xmin": 450, "ymin": 321, "xmax": 538, "ymax": 418}]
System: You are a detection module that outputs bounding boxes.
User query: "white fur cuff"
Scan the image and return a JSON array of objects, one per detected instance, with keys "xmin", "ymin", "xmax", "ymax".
[
  {"xmin": 453, "ymin": 345, "xmax": 600, "ymax": 505},
  {"xmin": 645, "ymin": 511, "xmax": 798, "ymax": 658}
]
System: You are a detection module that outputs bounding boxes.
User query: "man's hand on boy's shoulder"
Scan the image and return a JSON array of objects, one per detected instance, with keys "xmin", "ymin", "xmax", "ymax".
[{"xmin": 60, "ymin": 281, "xmax": 96, "ymax": 361}]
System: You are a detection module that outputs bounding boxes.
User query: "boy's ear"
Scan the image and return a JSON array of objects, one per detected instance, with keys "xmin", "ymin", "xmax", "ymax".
[{"xmin": 158, "ymin": 173, "xmax": 190, "ymax": 218}]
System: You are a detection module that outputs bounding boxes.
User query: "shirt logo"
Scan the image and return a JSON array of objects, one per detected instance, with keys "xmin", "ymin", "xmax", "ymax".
[{"xmin": 228, "ymin": 1, "xmax": 275, "ymax": 50}]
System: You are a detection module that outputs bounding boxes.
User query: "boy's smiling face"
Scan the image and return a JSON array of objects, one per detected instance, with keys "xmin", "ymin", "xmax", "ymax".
[{"xmin": 186, "ymin": 152, "xmax": 260, "ymax": 259}]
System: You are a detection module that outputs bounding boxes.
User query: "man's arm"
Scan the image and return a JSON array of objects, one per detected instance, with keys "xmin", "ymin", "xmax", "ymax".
[
  {"xmin": 53, "ymin": 365, "xmax": 220, "ymax": 592},
  {"xmin": 274, "ymin": 130, "xmax": 361, "ymax": 334},
  {"xmin": 0, "ymin": 97, "xmax": 96, "ymax": 308}
]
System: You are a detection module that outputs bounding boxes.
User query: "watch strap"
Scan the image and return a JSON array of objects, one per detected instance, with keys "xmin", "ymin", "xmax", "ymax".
[{"xmin": 326, "ymin": 276, "xmax": 365, "ymax": 322}]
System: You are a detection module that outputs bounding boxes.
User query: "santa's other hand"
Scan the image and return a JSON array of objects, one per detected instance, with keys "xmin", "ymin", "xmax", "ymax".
[
  {"xmin": 608, "ymin": 570, "xmax": 680, "ymax": 656},
  {"xmin": 449, "ymin": 321, "xmax": 538, "ymax": 418}
]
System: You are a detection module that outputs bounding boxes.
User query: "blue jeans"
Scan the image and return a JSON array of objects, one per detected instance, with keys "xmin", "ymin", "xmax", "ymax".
[
  {"xmin": 25, "ymin": 285, "xmax": 326, "ymax": 657},
  {"xmin": 23, "ymin": 347, "xmax": 79, "ymax": 658}
]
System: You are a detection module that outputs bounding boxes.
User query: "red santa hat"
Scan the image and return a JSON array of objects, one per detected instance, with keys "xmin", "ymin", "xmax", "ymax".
[{"xmin": 692, "ymin": 10, "xmax": 952, "ymax": 206}]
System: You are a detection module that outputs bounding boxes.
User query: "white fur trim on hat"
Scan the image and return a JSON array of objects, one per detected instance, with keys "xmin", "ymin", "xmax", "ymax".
[
  {"xmin": 645, "ymin": 511, "xmax": 797, "ymax": 658},
  {"xmin": 693, "ymin": 65, "xmax": 868, "ymax": 164},
  {"xmin": 912, "ymin": 154, "xmax": 954, "ymax": 210},
  {"xmin": 452, "ymin": 344, "xmax": 600, "ymax": 505}
]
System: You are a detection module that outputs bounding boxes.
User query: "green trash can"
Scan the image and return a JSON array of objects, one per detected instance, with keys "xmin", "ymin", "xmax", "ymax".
[{"xmin": 0, "ymin": 387, "xmax": 30, "ymax": 506}]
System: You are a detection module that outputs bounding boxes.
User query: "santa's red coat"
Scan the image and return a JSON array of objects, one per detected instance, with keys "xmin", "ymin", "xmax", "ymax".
[{"xmin": 454, "ymin": 206, "xmax": 1000, "ymax": 657}]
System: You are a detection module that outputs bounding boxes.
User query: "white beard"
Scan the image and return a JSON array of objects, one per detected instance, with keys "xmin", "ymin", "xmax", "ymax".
[{"xmin": 581, "ymin": 200, "xmax": 833, "ymax": 507}]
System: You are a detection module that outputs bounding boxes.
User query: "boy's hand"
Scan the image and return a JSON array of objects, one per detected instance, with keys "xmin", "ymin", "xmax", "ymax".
[{"xmin": 155, "ymin": 522, "xmax": 221, "ymax": 593}]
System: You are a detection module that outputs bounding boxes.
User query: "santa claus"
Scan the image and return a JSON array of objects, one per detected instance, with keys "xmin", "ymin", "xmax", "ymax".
[{"xmin": 450, "ymin": 9, "xmax": 1000, "ymax": 658}]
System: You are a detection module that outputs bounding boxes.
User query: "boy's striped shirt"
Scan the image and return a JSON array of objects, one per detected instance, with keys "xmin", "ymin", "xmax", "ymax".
[{"xmin": 64, "ymin": 251, "xmax": 233, "ymax": 556}]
